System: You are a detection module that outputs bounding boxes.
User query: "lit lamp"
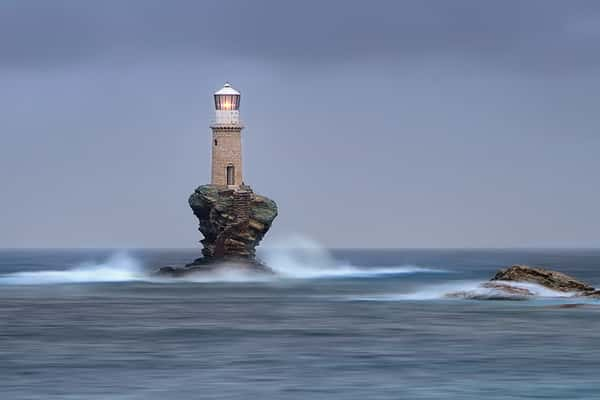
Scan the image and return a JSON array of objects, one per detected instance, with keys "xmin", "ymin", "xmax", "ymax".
[{"xmin": 214, "ymin": 82, "xmax": 240, "ymax": 121}]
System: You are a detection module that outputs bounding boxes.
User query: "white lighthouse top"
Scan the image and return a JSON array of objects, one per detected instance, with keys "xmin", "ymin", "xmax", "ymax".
[
  {"xmin": 214, "ymin": 82, "xmax": 240, "ymax": 96},
  {"xmin": 212, "ymin": 82, "xmax": 242, "ymax": 127}
]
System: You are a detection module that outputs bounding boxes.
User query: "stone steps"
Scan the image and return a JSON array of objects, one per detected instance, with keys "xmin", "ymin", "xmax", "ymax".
[
  {"xmin": 232, "ymin": 188, "xmax": 253, "ymax": 223},
  {"xmin": 214, "ymin": 187, "xmax": 255, "ymax": 256}
]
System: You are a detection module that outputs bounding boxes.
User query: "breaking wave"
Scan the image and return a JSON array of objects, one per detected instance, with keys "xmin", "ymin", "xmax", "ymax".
[
  {"xmin": 354, "ymin": 280, "xmax": 579, "ymax": 301},
  {"xmin": 261, "ymin": 235, "xmax": 444, "ymax": 279},
  {"xmin": 0, "ymin": 236, "xmax": 445, "ymax": 285},
  {"xmin": 0, "ymin": 253, "xmax": 144, "ymax": 285}
]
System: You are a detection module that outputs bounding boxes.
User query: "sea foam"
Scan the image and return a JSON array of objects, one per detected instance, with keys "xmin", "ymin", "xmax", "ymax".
[
  {"xmin": 0, "ymin": 236, "xmax": 444, "ymax": 285},
  {"xmin": 0, "ymin": 253, "xmax": 144, "ymax": 285},
  {"xmin": 261, "ymin": 234, "xmax": 443, "ymax": 279},
  {"xmin": 353, "ymin": 280, "xmax": 579, "ymax": 301}
]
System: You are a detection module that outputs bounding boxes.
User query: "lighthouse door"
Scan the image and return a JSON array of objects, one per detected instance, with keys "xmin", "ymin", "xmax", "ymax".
[{"xmin": 226, "ymin": 165, "xmax": 235, "ymax": 185}]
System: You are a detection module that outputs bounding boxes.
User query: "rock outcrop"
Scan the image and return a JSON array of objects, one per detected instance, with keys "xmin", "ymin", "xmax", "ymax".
[
  {"xmin": 447, "ymin": 265, "xmax": 600, "ymax": 300},
  {"xmin": 189, "ymin": 185, "xmax": 277, "ymax": 260},
  {"xmin": 491, "ymin": 265, "xmax": 595, "ymax": 293},
  {"xmin": 158, "ymin": 184, "xmax": 277, "ymax": 276}
]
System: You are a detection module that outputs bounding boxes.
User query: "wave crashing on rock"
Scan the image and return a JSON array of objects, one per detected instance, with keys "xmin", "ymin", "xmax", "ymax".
[{"xmin": 446, "ymin": 265, "xmax": 600, "ymax": 300}]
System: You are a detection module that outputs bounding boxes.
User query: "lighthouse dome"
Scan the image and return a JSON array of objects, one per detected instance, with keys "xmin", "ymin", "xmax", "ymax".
[{"xmin": 214, "ymin": 82, "xmax": 240, "ymax": 96}]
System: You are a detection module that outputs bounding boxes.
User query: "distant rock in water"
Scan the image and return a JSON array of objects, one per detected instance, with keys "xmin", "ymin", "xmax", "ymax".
[
  {"xmin": 446, "ymin": 281, "xmax": 536, "ymax": 301},
  {"xmin": 491, "ymin": 265, "xmax": 595, "ymax": 293},
  {"xmin": 447, "ymin": 265, "xmax": 600, "ymax": 300},
  {"xmin": 158, "ymin": 184, "xmax": 278, "ymax": 276}
]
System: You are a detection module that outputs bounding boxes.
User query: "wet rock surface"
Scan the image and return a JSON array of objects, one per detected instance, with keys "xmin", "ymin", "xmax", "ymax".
[
  {"xmin": 157, "ymin": 184, "xmax": 277, "ymax": 276},
  {"xmin": 157, "ymin": 259, "xmax": 274, "ymax": 277},
  {"xmin": 446, "ymin": 282, "xmax": 535, "ymax": 301}
]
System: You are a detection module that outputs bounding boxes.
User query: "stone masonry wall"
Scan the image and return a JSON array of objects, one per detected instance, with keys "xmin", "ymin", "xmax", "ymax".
[{"xmin": 211, "ymin": 127, "xmax": 243, "ymax": 186}]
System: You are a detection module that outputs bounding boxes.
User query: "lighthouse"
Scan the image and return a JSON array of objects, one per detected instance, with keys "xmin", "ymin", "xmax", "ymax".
[
  {"xmin": 210, "ymin": 82, "xmax": 243, "ymax": 188},
  {"xmin": 157, "ymin": 81, "xmax": 278, "ymax": 275}
]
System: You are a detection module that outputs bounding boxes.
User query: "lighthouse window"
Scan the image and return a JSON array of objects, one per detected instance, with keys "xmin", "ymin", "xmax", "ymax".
[
  {"xmin": 226, "ymin": 166, "xmax": 235, "ymax": 185},
  {"xmin": 214, "ymin": 139, "xmax": 218, "ymax": 146},
  {"xmin": 214, "ymin": 94, "xmax": 240, "ymax": 110}
]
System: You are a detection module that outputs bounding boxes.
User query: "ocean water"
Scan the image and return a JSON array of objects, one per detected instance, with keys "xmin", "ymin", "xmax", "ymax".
[{"xmin": 1, "ymin": 247, "xmax": 600, "ymax": 399}]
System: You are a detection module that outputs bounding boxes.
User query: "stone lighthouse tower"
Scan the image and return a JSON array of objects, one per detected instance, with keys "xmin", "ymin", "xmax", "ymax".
[
  {"xmin": 210, "ymin": 82, "xmax": 243, "ymax": 187},
  {"xmin": 156, "ymin": 81, "xmax": 278, "ymax": 275}
]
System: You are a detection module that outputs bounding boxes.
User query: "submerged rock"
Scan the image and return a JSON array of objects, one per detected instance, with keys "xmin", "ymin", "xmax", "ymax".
[
  {"xmin": 581, "ymin": 290, "xmax": 600, "ymax": 298},
  {"xmin": 446, "ymin": 282, "xmax": 535, "ymax": 301},
  {"xmin": 158, "ymin": 184, "xmax": 278, "ymax": 277},
  {"xmin": 157, "ymin": 259, "xmax": 274, "ymax": 277}
]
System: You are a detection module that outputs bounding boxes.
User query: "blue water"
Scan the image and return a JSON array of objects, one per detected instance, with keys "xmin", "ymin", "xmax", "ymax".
[{"xmin": 1, "ymin": 248, "xmax": 600, "ymax": 399}]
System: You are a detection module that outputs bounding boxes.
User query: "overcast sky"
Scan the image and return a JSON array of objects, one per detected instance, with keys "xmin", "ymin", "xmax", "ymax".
[{"xmin": 1, "ymin": 0, "xmax": 600, "ymax": 248}]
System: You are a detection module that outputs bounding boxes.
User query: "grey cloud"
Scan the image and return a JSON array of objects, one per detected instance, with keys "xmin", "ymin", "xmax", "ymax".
[
  {"xmin": 2, "ymin": 0, "xmax": 600, "ymax": 72},
  {"xmin": 2, "ymin": 1, "xmax": 600, "ymax": 248}
]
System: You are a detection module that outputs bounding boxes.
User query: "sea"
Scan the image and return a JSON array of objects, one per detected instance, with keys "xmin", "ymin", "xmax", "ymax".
[{"xmin": 1, "ymin": 245, "xmax": 600, "ymax": 399}]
